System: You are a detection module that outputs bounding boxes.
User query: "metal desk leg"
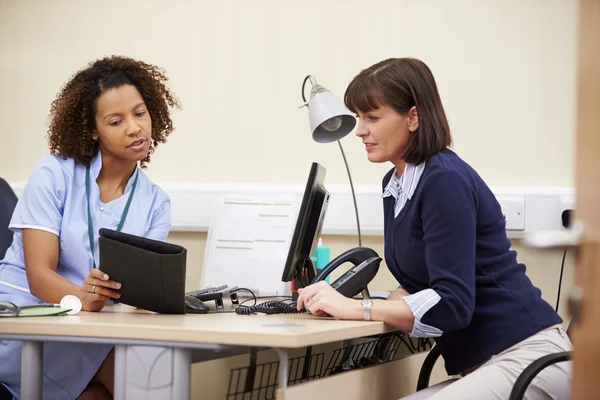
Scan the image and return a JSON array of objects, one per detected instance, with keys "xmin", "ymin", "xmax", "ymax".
[
  {"xmin": 21, "ymin": 341, "xmax": 43, "ymax": 400},
  {"xmin": 275, "ymin": 348, "xmax": 289, "ymax": 389},
  {"xmin": 114, "ymin": 344, "xmax": 127, "ymax": 399},
  {"xmin": 172, "ymin": 348, "xmax": 191, "ymax": 400},
  {"xmin": 114, "ymin": 345, "xmax": 192, "ymax": 400}
]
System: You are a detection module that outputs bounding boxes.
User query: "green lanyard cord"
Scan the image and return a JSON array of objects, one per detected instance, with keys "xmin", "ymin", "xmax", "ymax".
[{"xmin": 86, "ymin": 166, "xmax": 139, "ymax": 269}]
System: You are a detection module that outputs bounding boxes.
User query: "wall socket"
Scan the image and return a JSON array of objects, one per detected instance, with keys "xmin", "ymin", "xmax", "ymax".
[{"xmin": 498, "ymin": 196, "xmax": 525, "ymax": 231}]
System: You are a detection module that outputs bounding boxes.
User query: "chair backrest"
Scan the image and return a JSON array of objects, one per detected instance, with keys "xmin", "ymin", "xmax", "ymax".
[
  {"xmin": 0, "ymin": 383, "xmax": 12, "ymax": 400},
  {"xmin": 0, "ymin": 178, "xmax": 18, "ymax": 259}
]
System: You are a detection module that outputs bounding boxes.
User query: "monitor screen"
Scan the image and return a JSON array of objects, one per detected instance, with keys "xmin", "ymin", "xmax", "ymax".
[{"xmin": 281, "ymin": 162, "xmax": 330, "ymax": 285}]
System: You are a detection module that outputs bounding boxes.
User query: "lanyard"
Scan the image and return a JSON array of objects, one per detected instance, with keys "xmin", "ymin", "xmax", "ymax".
[{"xmin": 86, "ymin": 166, "xmax": 139, "ymax": 269}]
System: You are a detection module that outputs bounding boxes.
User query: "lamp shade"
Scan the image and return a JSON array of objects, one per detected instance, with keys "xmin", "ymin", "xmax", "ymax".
[{"xmin": 308, "ymin": 90, "xmax": 356, "ymax": 143}]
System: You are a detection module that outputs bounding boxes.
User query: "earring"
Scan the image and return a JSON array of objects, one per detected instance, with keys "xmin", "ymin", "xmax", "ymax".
[{"xmin": 92, "ymin": 135, "xmax": 98, "ymax": 140}]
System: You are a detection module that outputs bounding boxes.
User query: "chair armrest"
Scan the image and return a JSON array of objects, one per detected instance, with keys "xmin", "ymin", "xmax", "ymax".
[
  {"xmin": 508, "ymin": 351, "xmax": 571, "ymax": 400},
  {"xmin": 416, "ymin": 345, "xmax": 442, "ymax": 391}
]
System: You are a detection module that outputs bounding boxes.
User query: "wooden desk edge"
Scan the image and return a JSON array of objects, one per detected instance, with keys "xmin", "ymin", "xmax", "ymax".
[{"xmin": 0, "ymin": 319, "xmax": 396, "ymax": 348}]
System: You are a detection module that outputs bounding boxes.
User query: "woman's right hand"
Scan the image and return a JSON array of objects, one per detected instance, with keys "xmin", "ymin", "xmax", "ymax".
[{"xmin": 78, "ymin": 269, "xmax": 122, "ymax": 312}]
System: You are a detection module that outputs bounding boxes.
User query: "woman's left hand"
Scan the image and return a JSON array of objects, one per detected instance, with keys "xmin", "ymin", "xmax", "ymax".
[{"xmin": 296, "ymin": 281, "xmax": 359, "ymax": 320}]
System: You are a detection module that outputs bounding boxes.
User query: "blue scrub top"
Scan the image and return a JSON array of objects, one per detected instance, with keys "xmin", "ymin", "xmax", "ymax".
[{"xmin": 0, "ymin": 151, "xmax": 171, "ymax": 295}]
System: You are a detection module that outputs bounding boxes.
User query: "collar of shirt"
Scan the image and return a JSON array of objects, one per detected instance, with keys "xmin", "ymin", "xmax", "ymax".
[
  {"xmin": 382, "ymin": 162, "xmax": 426, "ymax": 201},
  {"xmin": 89, "ymin": 150, "xmax": 139, "ymax": 193}
]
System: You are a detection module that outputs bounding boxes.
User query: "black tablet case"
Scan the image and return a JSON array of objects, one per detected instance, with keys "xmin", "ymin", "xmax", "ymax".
[{"xmin": 98, "ymin": 228, "xmax": 187, "ymax": 314}]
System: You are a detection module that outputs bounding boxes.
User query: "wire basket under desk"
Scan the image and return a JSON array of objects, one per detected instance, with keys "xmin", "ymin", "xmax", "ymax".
[{"xmin": 226, "ymin": 332, "xmax": 433, "ymax": 400}]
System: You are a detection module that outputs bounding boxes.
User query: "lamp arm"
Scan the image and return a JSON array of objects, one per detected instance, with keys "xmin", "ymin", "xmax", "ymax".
[
  {"xmin": 337, "ymin": 140, "xmax": 362, "ymax": 246},
  {"xmin": 301, "ymin": 75, "xmax": 318, "ymax": 103}
]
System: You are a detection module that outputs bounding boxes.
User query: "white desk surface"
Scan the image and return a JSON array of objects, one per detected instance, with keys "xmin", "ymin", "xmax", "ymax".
[{"xmin": 0, "ymin": 304, "xmax": 395, "ymax": 348}]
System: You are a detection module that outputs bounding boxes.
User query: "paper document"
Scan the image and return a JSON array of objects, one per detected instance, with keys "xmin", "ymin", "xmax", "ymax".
[{"xmin": 200, "ymin": 196, "xmax": 298, "ymax": 296}]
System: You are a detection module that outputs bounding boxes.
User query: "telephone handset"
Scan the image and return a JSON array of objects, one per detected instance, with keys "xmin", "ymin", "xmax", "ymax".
[{"xmin": 312, "ymin": 247, "xmax": 381, "ymax": 298}]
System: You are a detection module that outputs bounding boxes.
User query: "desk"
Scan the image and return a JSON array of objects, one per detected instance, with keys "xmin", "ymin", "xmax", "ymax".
[{"xmin": 0, "ymin": 304, "xmax": 394, "ymax": 400}]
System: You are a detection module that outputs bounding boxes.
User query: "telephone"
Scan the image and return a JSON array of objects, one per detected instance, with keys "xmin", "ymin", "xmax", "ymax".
[{"xmin": 312, "ymin": 247, "xmax": 381, "ymax": 298}]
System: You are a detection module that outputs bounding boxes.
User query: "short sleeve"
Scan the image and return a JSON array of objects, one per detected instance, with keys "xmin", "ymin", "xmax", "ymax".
[
  {"xmin": 10, "ymin": 155, "xmax": 66, "ymax": 236},
  {"xmin": 146, "ymin": 196, "xmax": 171, "ymax": 241}
]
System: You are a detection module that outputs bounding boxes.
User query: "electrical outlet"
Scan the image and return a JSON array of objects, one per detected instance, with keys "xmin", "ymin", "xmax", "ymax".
[
  {"xmin": 498, "ymin": 196, "xmax": 525, "ymax": 231},
  {"xmin": 559, "ymin": 195, "xmax": 575, "ymax": 230},
  {"xmin": 520, "ymin": 189, "xmax": 575, "ymax": 235}
]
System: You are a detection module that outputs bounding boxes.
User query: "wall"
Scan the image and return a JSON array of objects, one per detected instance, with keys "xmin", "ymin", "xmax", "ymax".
[{"xmin": 0, "ymin": 0, "xmax": 577, "ymax": 187}]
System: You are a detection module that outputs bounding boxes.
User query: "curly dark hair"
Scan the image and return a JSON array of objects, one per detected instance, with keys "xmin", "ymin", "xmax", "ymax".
[{"xmin": 47, "ymin": 55, "xmax": 181, "ymax": 168}]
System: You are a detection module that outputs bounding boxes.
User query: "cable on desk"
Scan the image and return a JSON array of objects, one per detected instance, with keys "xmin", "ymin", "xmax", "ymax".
[
  {"xmin": 238, "ymin": 296, "xmax": 294, "ymax": 308},
  {"xmin": 229, "ymin": 288, "xmax": 300, "ymax": 315},
  {"xmin": 235, "ymin": 300, "xmax": 306, "ymax": 315},
  {"xmin": 230, "ymin": 288, "xmax": 257, "ymax": 306}
]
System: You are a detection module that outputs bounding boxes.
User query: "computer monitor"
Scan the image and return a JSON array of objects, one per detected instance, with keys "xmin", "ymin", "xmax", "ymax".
[{"xmin": 281, "ymin": 162, "xmax": 330, "ymax": 289}]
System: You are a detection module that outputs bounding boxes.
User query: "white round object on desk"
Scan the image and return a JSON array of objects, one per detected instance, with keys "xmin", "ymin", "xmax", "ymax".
[{"xmin": 60, "ymin": 295, "xmax": 82, "ymax": 315}]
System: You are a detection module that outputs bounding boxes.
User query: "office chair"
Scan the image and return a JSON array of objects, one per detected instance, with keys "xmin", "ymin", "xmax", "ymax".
[
  {"xmin": 0, "ymin": 178, "xmax": 17, "ymax": 259},
  {"xmin": 0, "ymin": 177, "xmax": 18, "ymax": 400},
  {"xmin": 508, "ymin": 320, "xmax": 574, "ymax": 400},
  {"xmin": 415, "ymin": 344, "xmax": 442, "ymax": 392},
  {"xmin": 0, "ymin": 383, "xmax": 10, "ymax": 400},
  {"xmin": 415, "ymin": 320, "xmax": 574, "ymax": 399}
]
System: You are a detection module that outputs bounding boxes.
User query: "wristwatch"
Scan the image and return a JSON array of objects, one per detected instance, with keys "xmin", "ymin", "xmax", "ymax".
[{"xmin": 361, "ymin": 299, "xmax": 373, "ymax": 321}]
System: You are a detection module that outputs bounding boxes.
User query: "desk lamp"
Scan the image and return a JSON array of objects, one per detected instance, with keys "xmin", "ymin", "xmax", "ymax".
[{"xmin": 300, "ymin": 75, "xmax": 362, "ymax": 245}]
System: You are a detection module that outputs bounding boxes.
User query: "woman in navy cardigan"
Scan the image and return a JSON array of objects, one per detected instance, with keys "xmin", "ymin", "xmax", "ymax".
[{"xmin": 296, "ymin": 58, "xmax": 572, "ymax": 399}]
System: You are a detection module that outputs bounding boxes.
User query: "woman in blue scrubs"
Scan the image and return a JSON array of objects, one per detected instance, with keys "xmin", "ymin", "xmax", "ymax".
[
  {"xmin": 296, "ymin": 58, "xmax": 572, "ymax": 399},
  {"xmin": 0, "ymin": 56, "xmax": 180, "ymax": 399}
]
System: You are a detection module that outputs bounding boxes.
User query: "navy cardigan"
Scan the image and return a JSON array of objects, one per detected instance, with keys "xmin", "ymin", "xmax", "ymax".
[{"xmin": 383, "ymin": 149, "xmax": 561, "ymax": 375}]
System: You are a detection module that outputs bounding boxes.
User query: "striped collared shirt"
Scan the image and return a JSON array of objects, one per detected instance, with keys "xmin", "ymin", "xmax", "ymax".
[{"xmin": 382, "ymin": 162, "xmax": 426, "ymax": 218}]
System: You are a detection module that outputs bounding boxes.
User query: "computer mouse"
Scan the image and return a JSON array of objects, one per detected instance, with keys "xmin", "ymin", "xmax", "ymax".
[{"xmin": 184, "ymin": 295, "xmax": 209, "ymax": 314}]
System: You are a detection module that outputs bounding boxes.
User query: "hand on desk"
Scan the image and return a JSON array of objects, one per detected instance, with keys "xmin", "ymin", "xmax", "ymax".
[
  {"xmin": 297, "ymin": 281, "xmax": 359, "ymax": 320},
  {"xmin": 78, "ymin": 269, "xmax": 121, "ymax": 312}
]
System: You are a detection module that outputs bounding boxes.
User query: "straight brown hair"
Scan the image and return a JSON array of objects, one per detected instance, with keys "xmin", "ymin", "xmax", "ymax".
[{"xmin": 344, "ymin": 58, "xmax": 452, "ymax": 165}]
